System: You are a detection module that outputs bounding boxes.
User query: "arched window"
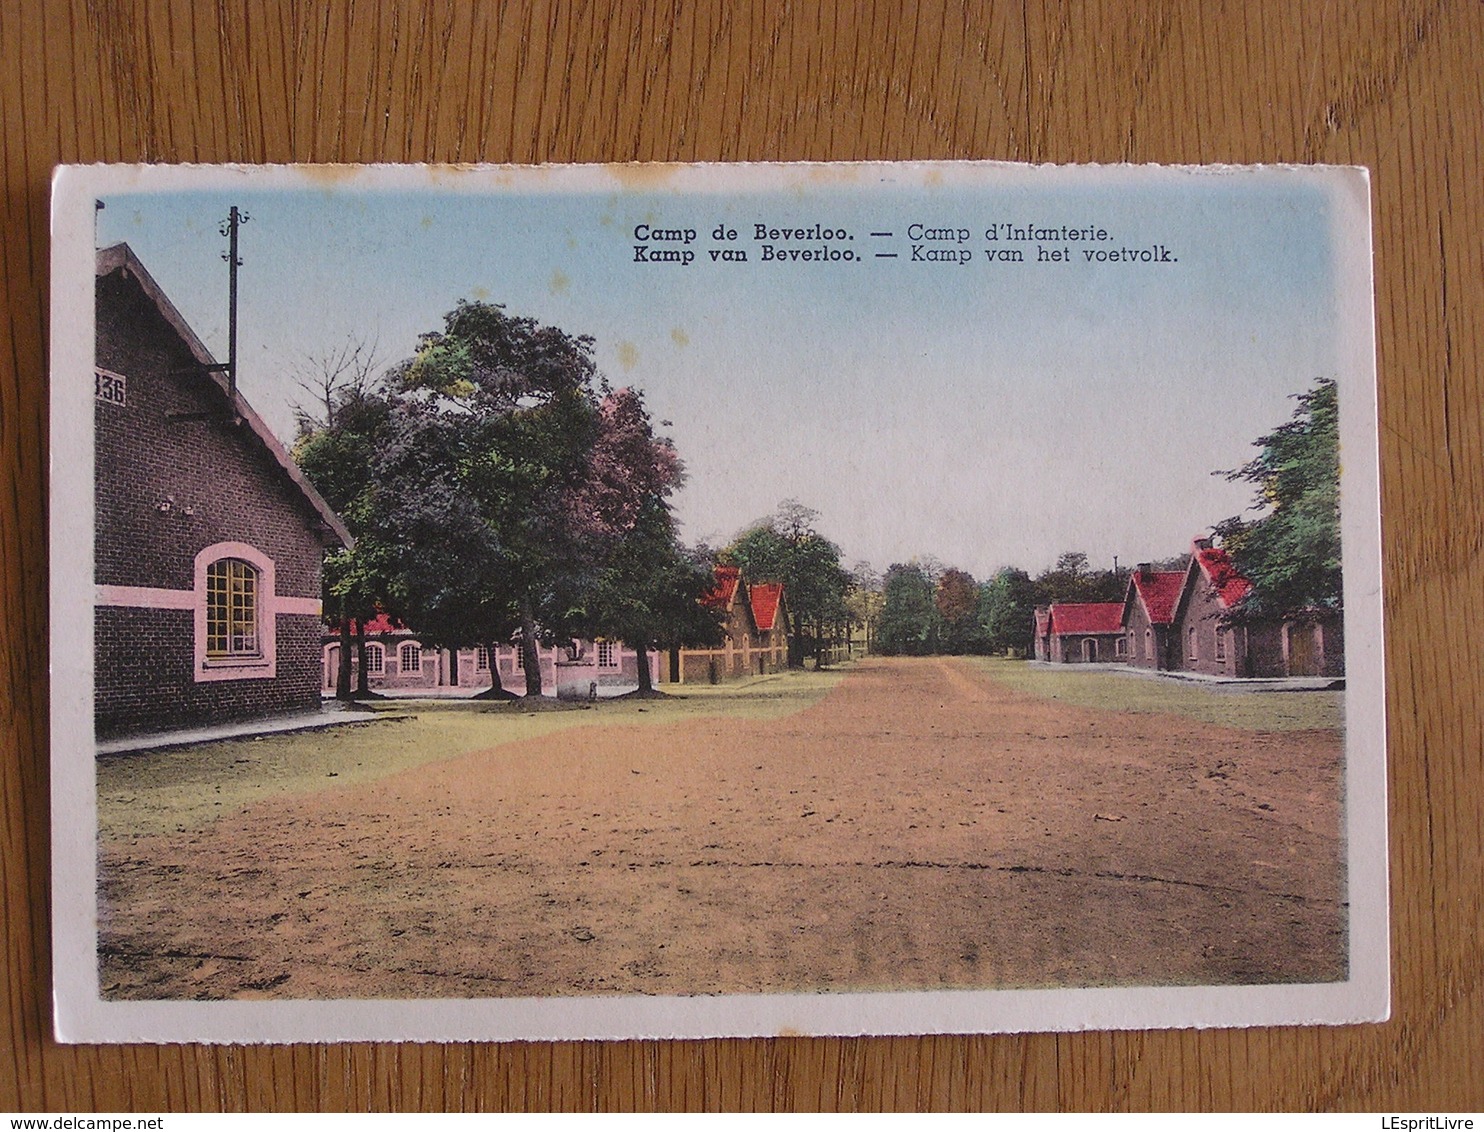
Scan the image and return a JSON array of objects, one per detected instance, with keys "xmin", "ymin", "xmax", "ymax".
[
  {"xmin": 399, "ymin": 641, "xmax": 422, "ymax": 673},
  {"xmin": 365, "ymin": 643, "xmax": 385, "ymax": 674},
  {"xmin": 205, "ymin": 558, "xmax": 260, "ymax": 657},
  {"xmin": 1215, "ymin": 629, "xmax": 1227, "ymax": 661},
  {"xmin": 1187, "ymin": 625, "xmax": 1198, "ymax": 660},
  {"xmin": 194, "ymin": 543, "xmax": 277, "ymax": 682}
]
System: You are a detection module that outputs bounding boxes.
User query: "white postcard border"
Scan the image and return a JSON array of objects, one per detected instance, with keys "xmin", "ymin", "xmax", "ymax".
[{"xmin": 51, "ymin": 161, "xmax": 1388, "ymax": 1044}]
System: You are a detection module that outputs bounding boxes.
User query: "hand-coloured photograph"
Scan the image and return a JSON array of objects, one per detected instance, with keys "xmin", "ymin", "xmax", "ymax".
[{"xmin": 50, "ymin": 162, "xmax": 1387, "ymax": 1043}]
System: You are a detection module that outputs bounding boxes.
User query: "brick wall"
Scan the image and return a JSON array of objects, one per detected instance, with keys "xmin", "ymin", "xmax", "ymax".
[
  {"xmin": 1174, "ymin": 568, "xmax": 1245, "ymax": 677},
  {"xmin": 94, "ymin": 263, "xmax": 334, "ymax": 738},
  {"xmin": 95, "ymin": 270, "xmax": 323, "ymax": 596},
  {"xmin": 1050, "ymin": 631, "xmax": 1123, "ymax": 663},
  {"xmin": 96, "ymin": 608, "xmax": 324, "ymax": 735},
  {"xmin": 1124, "ymin": 596, "xmax": 1160, "ymax": 669}
]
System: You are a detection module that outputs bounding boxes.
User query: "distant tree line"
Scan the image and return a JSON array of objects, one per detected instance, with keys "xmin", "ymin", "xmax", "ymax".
[{"xmin": 867, "ymin": 552, "xmax": 1130, "ymax": 658}]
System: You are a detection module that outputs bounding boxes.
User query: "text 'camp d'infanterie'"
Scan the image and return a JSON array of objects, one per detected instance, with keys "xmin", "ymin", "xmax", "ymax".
[{"xmin": 630, "ymin": 221, "xmax": 1177, "ymax": 267}]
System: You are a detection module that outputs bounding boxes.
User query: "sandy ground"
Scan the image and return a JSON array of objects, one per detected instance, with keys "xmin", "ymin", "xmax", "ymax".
[{"xmin": 97, "ymin": 656, "xmax": 1345, "ymax": 999}]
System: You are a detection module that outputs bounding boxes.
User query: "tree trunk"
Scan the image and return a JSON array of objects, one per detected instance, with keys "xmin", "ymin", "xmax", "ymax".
[
  {"xmin": 335, "ymin": 608, "xmax": 353, "ymax": 701},
  {"xmin": 519, "ymin": 599, "xmax": 543, "ymax": 697},
  {"xmin": 355, "ymin": 620, "xmax": 371, "ymax": 696},
  {"xmin": 471, "ymin": 640, "xmax": 519, "ymax": 699},
  {"xmin": 487, "ymin": 642, "xmax": 506, "ymax": 695},
  {"xmin": 635, "ymin": 641, "xmax": 653, "ymax": 694}
]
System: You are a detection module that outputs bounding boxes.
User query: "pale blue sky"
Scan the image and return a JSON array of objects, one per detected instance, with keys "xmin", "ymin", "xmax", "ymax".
[{"xmin": 95, "ymin": 166, "xmax": 1342, "ymax": 578}]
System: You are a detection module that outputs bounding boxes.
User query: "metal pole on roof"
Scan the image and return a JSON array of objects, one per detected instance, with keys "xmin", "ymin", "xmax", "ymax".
[{"xmin": 219, "ymin": 206, "xmax": 249, "ymax": 398}]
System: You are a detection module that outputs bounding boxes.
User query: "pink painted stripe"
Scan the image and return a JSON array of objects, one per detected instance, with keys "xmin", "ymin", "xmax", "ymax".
[{"xmin": 95, "ymin": 584, "xmax": 194, "ymax": 610}]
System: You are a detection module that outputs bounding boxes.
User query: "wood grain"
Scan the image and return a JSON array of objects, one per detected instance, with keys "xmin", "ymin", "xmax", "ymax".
[{"xmin": 3, "ymin": 0, "xmax": 1481, "ymax": 1111}]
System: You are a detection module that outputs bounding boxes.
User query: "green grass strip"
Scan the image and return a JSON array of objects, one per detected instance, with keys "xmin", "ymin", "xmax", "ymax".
[
  {"xmin": 966, "ymin": 657, "xmax": 1343, "ymax": 732},
  {"xmin": 99, "ymin": 667, "xmax": 847, "ymax": 839}
]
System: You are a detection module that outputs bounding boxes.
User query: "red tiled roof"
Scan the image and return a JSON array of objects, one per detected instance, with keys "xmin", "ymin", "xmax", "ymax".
[
  {"xmin": 358, "ymin": 612, "xmax": 405, "ymax": 635},
  {"xmin": 703, "ymin": 564, "xmax": 742, "ymax": 609},
  {"xmin": 1131, "ymin": 570, "xmax": 1185, "ymax": 625},
  {"xmin": 1048, "ymin": 602, "xmax": 1124, "ymax": 635},
  {"xmin": 1194, "ymin": 546, "xmax": 1253, "ymax": 609},
  {"xmin": 327, "ymin": 612, "xmax": 407, "ymax": 634},
  {"xmin": 749, "ymin": 582, "xmax": 784, "ymax": 631}
]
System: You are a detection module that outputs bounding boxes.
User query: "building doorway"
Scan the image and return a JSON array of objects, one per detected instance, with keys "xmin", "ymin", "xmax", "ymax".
[{"xmin": 1288, "ymin": 622, "xmax": 1321, "ymax": 676}]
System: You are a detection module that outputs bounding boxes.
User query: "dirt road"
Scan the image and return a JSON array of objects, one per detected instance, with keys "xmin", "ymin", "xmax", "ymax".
[{"xmin": 98, "ymin": 657, "xmax": 1345, "ymax": 999}]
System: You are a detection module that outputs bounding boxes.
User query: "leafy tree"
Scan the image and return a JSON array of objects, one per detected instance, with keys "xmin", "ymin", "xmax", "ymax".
[
  {"xmin": 297, "ymin": 384, "xmax": 529, "ymax": 698},
  {"xmin": 299, "ymin": 301, "xmax": 693, "ymax": 700},
  {"xmin": 369, "ymin": 399, "xmax": 529, "ymax": 698},
  {"xmin": 1214, "ymin": 377, "xmax": 1341, "ymax": 616},
  {"xmin": 978, "ymin": 566, "xmax": 1038, "ymax": 655},
  {"xmin": 935, "ymin": 567, "xmax": 978, "ymax": 623},
  {"xmin": 582, "ymin": 496, "xmax": 724, "ymax": 695},
  {"xmin": 395, "ymin": 300, "xmax": 612, "ymax": 695},
  {"xmin": 1034, "ymin": 551, "xmax": 1124, "ymax": 605},
  {"xmin": 844, "ymin": 560, "xmax": 885, "ymax": 655},
  {"xmin": 726, "ymin": 500, "xmax": 850, "ymax": 668},
  {"xmin": 1056, "ymin": 551, "xmax": 1089, "ymax": 576},
  {"xmin": 294, "ymin": 384, "xmax": 396, "ymax": 699},
  {"xmin": 563, "ymin": 386, "xmax": 683, "ymax": 560},
  {"xmin": 562, "ymin": 387, "xmax": 713, "ymax": 695},
  {"xmin": 935, "ymin": 567, "xmax": 986, "ymax": 653},
  {"xmin": 876, "ymin": 562, "xmax": 943, "ymax": 656}
]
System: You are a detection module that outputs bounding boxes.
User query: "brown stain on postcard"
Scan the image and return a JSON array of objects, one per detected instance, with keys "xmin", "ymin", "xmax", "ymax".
[{"xmin": 605, "ymin": 163, "xmax": 683, "ymax": 190}]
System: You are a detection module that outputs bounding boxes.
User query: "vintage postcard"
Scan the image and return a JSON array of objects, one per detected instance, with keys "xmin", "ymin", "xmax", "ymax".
[{"xmin": 50, "ymin": 162, "xmax": 1386, "ymax": 1043}]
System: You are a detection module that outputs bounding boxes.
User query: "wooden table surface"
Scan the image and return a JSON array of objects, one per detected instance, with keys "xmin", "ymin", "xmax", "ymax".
[{"xmin": 2, "ymin": 0, "xmax": 1480, "ymax": 1112}]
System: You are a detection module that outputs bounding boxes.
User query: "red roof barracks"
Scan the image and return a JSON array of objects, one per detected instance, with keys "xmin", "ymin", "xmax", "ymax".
[
  {"xmin": 672, "ymin": 565, "xmax": 790, "ymax": 683},
  {"xmin": 1034, "ymin": 539, "xmax": 1342, "ymax": 679}
]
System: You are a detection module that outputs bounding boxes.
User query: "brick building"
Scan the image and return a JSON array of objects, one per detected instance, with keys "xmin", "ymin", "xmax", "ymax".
[
  {"xmin": 323, "ymin": 614, "xmax": 660, "ymax": 697},
  {"xmin": 323, "ymin": 613, "xmax": 471, "ymax": 692},
  {"xmin": 1172, "ymin": 538, "xmax": 1344, "ymax": 678},
  {"xmin": 1030, "ymin": 540, "xmax": 1346, "ymax": 680},
  {"xmin": 1035, "ymin": 602, "xmax": 1127, "ymax": 663},
  {"xmin": 1032, "ymin": 606, "xmax": 1051, "ymax": 661},
  {"xmin": 94, "ymin": 243, "xmax": 350, "ymax": 738},
  {"xmin": 667, "ymin": 565, "xmax": 789, "ymax": 683},
  {"xmin": 746, "ymin": 581, "xmax": 790, "ymax": 669},
  {"xmin": 1171, "ymin": 539, "xmax": 1258, "ymax": 676},
  {"xmin": 1120, "ymin": 566, "xmax": 1185, "ymax": 670}
]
